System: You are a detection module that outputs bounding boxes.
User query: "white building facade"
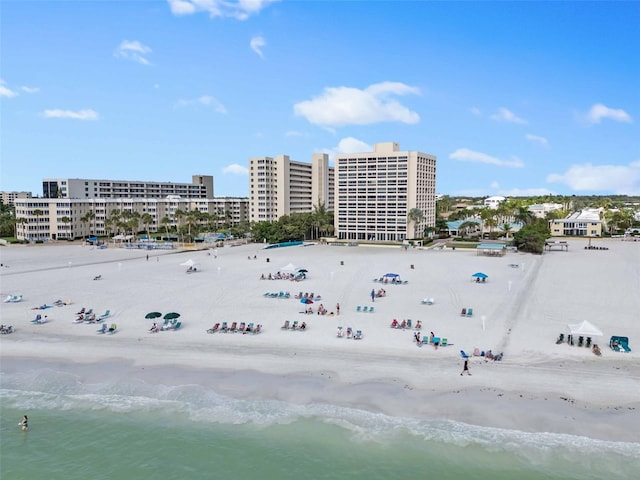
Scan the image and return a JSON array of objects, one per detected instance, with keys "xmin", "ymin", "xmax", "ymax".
[
  {"xmin": 334, "ymin": 142, "xmax": 437, "ymax": 242},
  {"xmin": 248, "ymin": 153, "xmax": 334, "ymax": 222}
]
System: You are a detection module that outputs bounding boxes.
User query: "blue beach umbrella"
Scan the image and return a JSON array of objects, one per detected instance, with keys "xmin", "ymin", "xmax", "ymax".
[{"xmin": 472, "ymin": 272, "xmax": 488, "ymax": 279}]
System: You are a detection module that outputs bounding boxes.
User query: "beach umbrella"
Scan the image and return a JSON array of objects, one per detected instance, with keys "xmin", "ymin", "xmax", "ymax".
[
  {"xmin": 145, "ymin": 311, "xmax": 162, "ymax": 319},
  {"xmin": 164, "ymin": 312, "xmax": 181, "ymax": 320},
  {"xmin": 296, "ymin": 268, "xmax": 309, "ymax": 273},
  {"xmin": 383, "ymin": 273, "xmax": 399, "ymax": 277},
  {"xmin": 471, "ymin": 272, "xmax": 488, "ymax": 279},
  {"xmin": 300, "ymin": 298, "xmax": 313, "ymax": 304}
]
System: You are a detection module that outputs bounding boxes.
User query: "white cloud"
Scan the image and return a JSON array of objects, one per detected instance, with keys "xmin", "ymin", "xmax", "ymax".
[
  {"xmin": 0, "ymin": 79, "xmax": 18, "ymax": 98},
  {"xmin": 21, "ymin": 86, "xmax": 40, "ymax": 93},
  {"xmin": 586, "ymin": 103, "xmax": 632, "ymax": 124},
  {"xmin": 525, "ymin": 133, "xmax": 548, "ymax": 147},
  {"xmin": 285, "ymin": 130, "xmax": 304, "ymax": 137},
  {"xmin": 42, "ymin": 109, "xmax": 99, "ymax": 120},
  {"xmin": 167, "ymin": 0, "xmax": 278, "ymax": 20},
  {"xmin": 294, "ymin": 82, "xmax": 420, "ymax": 127},
  {"xmin": 319, "ymin": 137, "xmax": 373, "ymax": 160},
  {"xmin": 115, "ymin": 40, "xmax": 152, "ymax": 65},
  {"xmin": 176, "ymin": 95, "xmax": 227, "ymax": 113},
  {"xmin": 490, "ymin": 107, "xmax": 527, "ymax": 124},
  {"xmin": 547, "ymin": 161, "xmax": 640, "ymax": 194},
  {"xmin": 470, "ymin": 107, "xmax": 482, "ymax": 116},
  {"xmin": 250, "ymin": 36, "xmax": 266, "ymax": 58},
  {"xmin": 449, "ymin": 148, "xmax": 524, "ymax": 168},
  {"xmin": 223, "ymin": 163, "xmax": 249, "ymax": 175}
]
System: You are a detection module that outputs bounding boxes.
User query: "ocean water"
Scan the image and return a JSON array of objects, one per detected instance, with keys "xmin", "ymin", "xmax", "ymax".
[{"xmin": 1, "ymin": 368, "xmax": 639, "ymax": 480}]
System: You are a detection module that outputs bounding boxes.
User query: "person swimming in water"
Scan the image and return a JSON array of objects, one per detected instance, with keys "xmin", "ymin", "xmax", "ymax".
[{"xmin": 19, "ymin": 415, "xmax": 28, "ymax": 431}]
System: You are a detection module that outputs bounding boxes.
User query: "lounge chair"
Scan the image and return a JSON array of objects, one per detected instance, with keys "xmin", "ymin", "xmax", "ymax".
[
  {"xmin": 354, "ymin": 330, "xmax": 363, "ymax": 340},
  {"xmin": 440, "ymin": 338, "xmax": 448, "ymax": 346},
  {"xmin": 252, "ymin": 324, "xmax": 262, "ymax": 334},
  {"xmin": 362, "ymin": 306, "xmax": 369, "ymax": 313},
  {"xmin": 107, "ymin": 323, "xmax": 117, "ymax": 334},
  {"xmin": 390, "ymin": 319, "xmax": 399, "ymax": 328},
  {"xmin": 369, "ymin": 306, "xmax": 374, "ymax": 313},
  {"xmin": 346, "ymin": 327, "xmax": 353, "ymax": 339},
  {"xmin": 97, "ymin": 323, "xmax": 108, "ymax": 334},
  {"xmin": 220, "ymin": 321, "xmax": 228, "ymax": 333},
  {"xmin": 173, "ymin": 322, "xmax": 182, "ymax": 330},
  {"xmin": 422, "ymin": 336, "xmax": 429, "ymax": 344},
  {"xmin": 460, "ymin": 350, "xmax": 470, "ymax": 359},
  {"xmin": 0, "ymin": 325, "xmax": 14, "ymax": 334},
  {"xmin": 356, "ymin": 306, "xmax": 361, "ymax": 312},
  {"xmin": 291, "ymin": 321, "xmax": 299, "ymax": 330},
  {"xmin": 407, "ymin": 319, "xmax": 412, "ymax": 329},
  {"xmin": 93, "ymin": 275, "xmax": 102, "ymax": 280},
  {"xmin": 337, "ymin": 326, "xmax": 343, "ymax": 337},
  {"xmin": 281, "ymin": 320, "xmax": 290, "ymax": 330},
  {"xmin": 84, "ymin": 314, "xmax": 97, "ymax": 324},
  {"xmin": 207, "ymin": 323, "xmax": 220, "ymax": 333},
  {"xmin": 466, "ymin": 308, "xmax": 473, "ymax": 317},
  {"xmin": 76, "ymin": 307, "xmax": 86, "ymax": 315},
  {"xmin": 229, "ymin": 322, "xmax": 237, "ymax": 333},
  {"xmin": 460, "ymin": 308, "xmax": 467, "ymax": 316},
  {"xmin": 238, "ymin": 322, "xmax": 246, "ymax": 332},
  {"xmin": 31, "ymin": 314, "xmax": 42, "ymax": 323}
]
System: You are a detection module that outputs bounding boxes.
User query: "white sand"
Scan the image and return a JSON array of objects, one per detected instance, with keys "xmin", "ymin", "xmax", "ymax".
[{"xmin": 1, "ymin": 240, "xmax": 639, "ymax": 442}]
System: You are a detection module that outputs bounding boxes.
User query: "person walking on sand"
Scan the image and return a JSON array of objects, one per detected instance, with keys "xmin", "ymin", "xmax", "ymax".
[
  {"xmin": 371, "ymin": 289, "xmax": 375, "ymax": 302},
  {"xmin": 460, "ymin": 359, "xmax": 471, "ymax": 376},
  {"xmin": 336, "ymin": 303, "xmax": 340, "ymax": 315},
  {"xmin": 19, "ymin": 415, "xmax": 28, "ymax": 431}
]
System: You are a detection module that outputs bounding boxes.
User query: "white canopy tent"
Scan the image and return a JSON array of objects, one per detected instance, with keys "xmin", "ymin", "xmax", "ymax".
[
  {"xmin": 567, "ymin": 320, "xmax": 603, "ymax": 337},
  {"xmin": 280, "ymin": 263, "xmax": 299, "ymax": 273}
]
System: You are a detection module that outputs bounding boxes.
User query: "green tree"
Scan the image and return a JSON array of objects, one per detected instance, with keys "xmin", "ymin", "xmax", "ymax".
[
  {"xmin": 60, "ymin": 216, "xmax": 71, "ymax": 239},
  {"xmin": 141, "ymin": 213, "xmax": 153, "ymax": 241},
  {"xmin": 407, "ymin": 208, "xmax": 424, "ymax": 239},
  {"xmin": 513, "ymin": 219, "xmax": 550, "ymax": 254}
]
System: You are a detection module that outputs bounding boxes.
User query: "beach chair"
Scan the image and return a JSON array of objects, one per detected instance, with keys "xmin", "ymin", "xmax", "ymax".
[
  {"xmin": 407, "ymin": 319, "xmax": 412, "ymax": 329},
  {"xmin": 466, "ymin": 308, "xmax": 473, "ymax": 317},
  {"xmin": 291, "ymin": 321, "xmax": 299, "ymax": 330},
  {"xmin": 97, "ymin": 323, "xmax": 108, "ymax": 334},
  {"xmin": 281, "ymin": 320, "xmax": 290, "ymax": 330},
  {"xmin": 460, "ymin": 308, "xmax": 467, "ymax": 316},
  {"xmin": 346, "ymin": 327, "xmax": 353, "ymax": 339},
  {"xmin": 76, "ymin": 307, "xmax": 86, "ymax": 315},
  {"xmin": 31, "ymin": 314, "xmax": 42, "ymax": 323},
  {"xmin": 85, "ymin": 309, "xmax": 93, "ymax": 316},
  {"xmin": 362, "ymin": 306, "xmax": 369, "ymax": 313},
  {"xmin": 356, "ymin": 306, "xmax": 361, "ymax": 312},
  {"xmin": 173, "ymin": 322, "xmax": 182, "ymax": 330},
  {"xmin": 284, "ymin": 292, "xmax": 290, "ymax": 299},
  {"xmin": 369, "ymin": 306, "xmax": 374, "ymax": 313},
  {"xmin": 422, "ymin": 336, "xmax": 429, "ymax": 345},
  {"xmin": 229, "ymin": 322, "xmax": 238, "ymax": 333},
  {"xmin": 220, "ymin": 321, "xmax": 228, "ymax": 333},
  {"xmin": 460, "ymin": 350, "xmax": 470, "ymax": 359},
  {"xmin": 354, "ymin": 330, "xmax": 363, "ymax": 340},
  {"xmin": 107, "ymin": 323, "xmax": 117, "ymax": 334},
  {"xmin": 98, "ymin": 310, "xmax": 111, "ymax": 321},
  {"xmin": 337, "ymin": 326, "xmax": 343, "ymax": 337},
  {"xmin": 207, "ymin": 323, "xmax": 220, "ymax": 334},
  {"xmin": 238, "ymin": 322, "xmax": 246, "ymax": 332},
  {"xmin": 441, "ymin": 338, "xmax": 448, "ymax": 346},
  {"xmin": 252, "ymin": 324, "xmax": 262, "ymax": 334}
]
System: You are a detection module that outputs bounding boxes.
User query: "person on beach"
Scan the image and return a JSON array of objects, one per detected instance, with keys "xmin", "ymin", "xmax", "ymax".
[
  {"xmin": 19, "ymin": 415, "xmax": 28, "ymax": 431},
  {"xmin": 371, "ymin": 289, "xmax": 375, "ymax": 302},
  {"xmin": 460, "ymin": 360, "xmax": 471, "ymax": 376},
  {"xmin": 336, "ymin": 303, "xmax": 340, "ymax": 315}
]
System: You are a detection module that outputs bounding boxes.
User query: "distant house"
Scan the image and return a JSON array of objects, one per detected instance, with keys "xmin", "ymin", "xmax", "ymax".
[
  {"xmin": 528, "ymin": 203, "xmax": 564, "ymax": 219},
  {"xmin": 549, "ymin": 211, "xmax": 602, "ymax": 237},
  {"xmin": 484, "ymin": 196, "xmax": 506, "ymax": 209}
]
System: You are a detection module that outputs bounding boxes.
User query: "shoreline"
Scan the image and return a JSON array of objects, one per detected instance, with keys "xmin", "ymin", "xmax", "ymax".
[{"xmin": 1, "ymin": 240, "xmax": 639, "ymax": 444}]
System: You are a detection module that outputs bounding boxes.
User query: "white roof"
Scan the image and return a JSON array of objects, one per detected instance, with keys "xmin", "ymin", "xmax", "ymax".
[{"xmin": 568, "ymin": 320, "xmax": 603, "ymax": 336}]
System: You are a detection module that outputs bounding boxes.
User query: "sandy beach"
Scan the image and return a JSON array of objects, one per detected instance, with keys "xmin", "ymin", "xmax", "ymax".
[{"xmin": 1, "ymin": 239, "xmax": 639, "ymax": 443}]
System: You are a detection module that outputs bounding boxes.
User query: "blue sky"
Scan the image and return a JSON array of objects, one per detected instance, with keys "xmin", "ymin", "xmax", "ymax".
[{"xmin": 2, "ymin": 0, "xmax": 639, "ymax": 197}]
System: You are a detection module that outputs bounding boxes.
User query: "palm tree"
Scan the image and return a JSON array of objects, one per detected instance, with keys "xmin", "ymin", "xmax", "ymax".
[
  {"xmin": 14, "ymin": 217, "xmax": 27, "ymax": 239},
  {"xmin": 161, "ymin": 216, "xmax": 172, "ymax": 239},
  {"xmin": 458, "ymin": 221, "xmax": 478, "ymax": 238},
  {"xmin": 33, "ymin": 209, "xmax": 44, "ymax": 240},
  {"xmin": 407, "ymin": 208, "xmax": 424, "ymax": 239},
  {"xmin": 141, "ymin": 213, "xmax": 153, "ymax": 241},
  {"xmin": 60, "ymin": 216, "xmax": 71, "ymax": 239},
  {"xmin": 500, "ymin": 223, "xmax": 513, "ymax": 239}
]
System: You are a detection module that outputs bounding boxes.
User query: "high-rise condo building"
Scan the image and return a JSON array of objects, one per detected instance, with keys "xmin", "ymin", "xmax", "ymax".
[
  {"xmin": 248, "ymin": 153, "xmax": 334, "ymax": 222},
  {"xmin": 41, "ymin": 175, "xmax": 214, "ymax": 199},
  {"xmin": 334, "ymin": 142, "xmax": 437, "ymax": 242}
]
